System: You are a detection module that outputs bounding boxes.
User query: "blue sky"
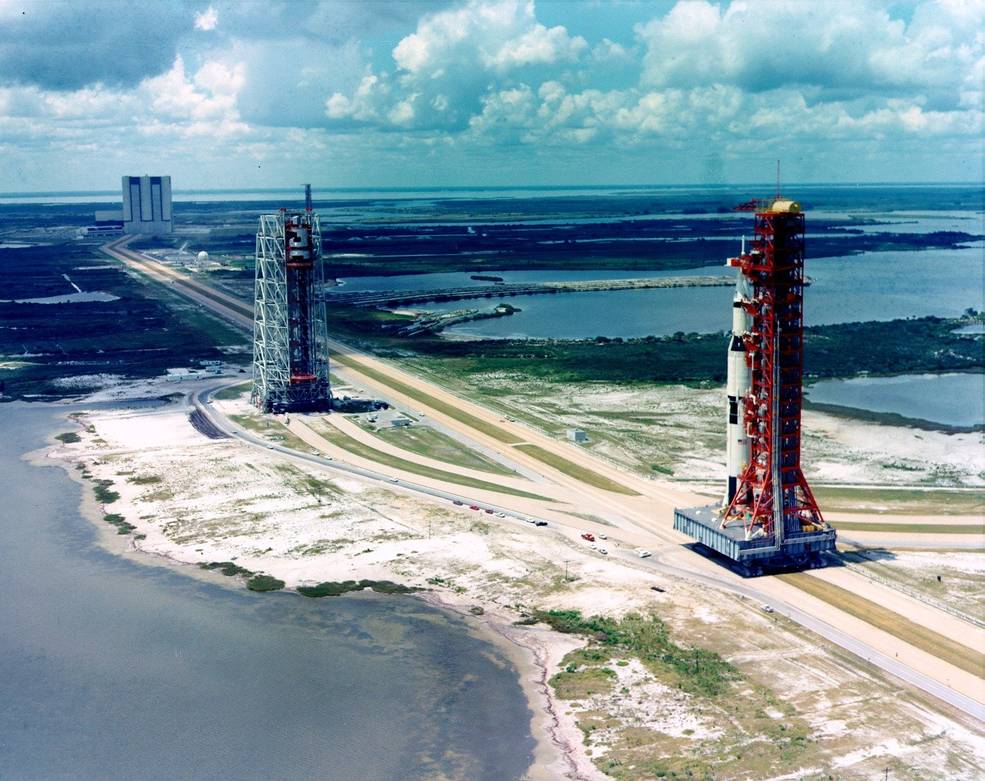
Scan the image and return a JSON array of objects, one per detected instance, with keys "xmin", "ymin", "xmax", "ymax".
[{"xmin": 1, "ymin": 0, "xmax": 981, "ymax": 191}]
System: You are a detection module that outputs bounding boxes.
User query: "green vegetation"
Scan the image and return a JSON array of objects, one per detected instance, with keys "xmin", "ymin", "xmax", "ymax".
[
  {"xmin": 297, "ymin": 579, "xmax": 419, "ymax": 598},
  {"xmin": 272, "ymin": 463, "xmax": 341, "ymax": 499},
  {"xmin": 229, "ymin": 414, "xmax": 311, "ymax": 452},
  {"xmin": 212, "ymin": 382, "xmax": 250, "ymax": 401},
  {"xmin": 814, "ymin": 486, "xmax": 984, "ymax": 516},
  {"xmin": 514, "ymin": 444, "xmax": 640, "ymax": 496},
  {"xmin": 779, "ymin": 573, "xmax": 985, "ymax": 677},
  {"xmin": 832, "ymin": 521, "xmax": 982, "ymax": 534},
  {"xmin": 0, "ymin": 241, "xmax": 246, "ymax": 400},
  {"xmin": 335, "ymin": 314, "xmax": 982, "ymax": 386},
  {"xmin": 535, "ymin": 610, "xmax": 739, "ymax": 697},
  {"xmin": 103, "ymin": 513, "xmax": 136, "ymax": 534},
  {"xmin": 246, "ymin": 574, "xmax": 285, "ymax": 592},
  {"xmin": 316, "ymin": 423, "xmax": 550, "ymax": 501},
  {"xmin": 550, "ymin": 665, "xmax": 618, "ymax": 699},
  {"xmin": 93, "ymin": 480, "xmax": 120, "ymax": 504},
  {"xmin": 55, "ymin": 431, "xmax": 81, "ymax": 443},
  {"xmin": 330, "ymin": 352, "xmax": 523, "ymax": 444},
  {"xmin": 200, "ymin": 561, "xmax": 254, "ymax": 577},
  {"xmin": 369, "ymin": 422, "xmax": 515, "ymax": 476},
  {"xmin": 536, "ymin": 609, "xmax": 820, "ymax": 780},
  {"xmin": 127, "ymin": 475, "xmax": 162, "ymax": 485}
]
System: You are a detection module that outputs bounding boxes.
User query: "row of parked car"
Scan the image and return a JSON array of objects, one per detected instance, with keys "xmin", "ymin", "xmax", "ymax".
[{"xmin": 451, "ymin": 500, "xmax": 548, "ymax": 526}]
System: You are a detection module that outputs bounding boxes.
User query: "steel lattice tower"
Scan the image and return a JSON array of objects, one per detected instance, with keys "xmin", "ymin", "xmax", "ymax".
[
  {"xmin": 251, "ymin": 205, "xmax": 331, "ymax": 412},
  {"xmin": 673, "ymin": 198, "xmax": 834, "ymax": 575},
  {"xmin": 721, "ymin": 201, "xmax": 825, "ymax": 541}
]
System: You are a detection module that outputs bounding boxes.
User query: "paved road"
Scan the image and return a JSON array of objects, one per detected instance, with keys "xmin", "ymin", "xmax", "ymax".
[
  {"xmin": 196, "ymin": 380, "xmax": 985, "ymax": 722},
  {"xmin": 191, "ymin": 385, "xmax": 552, "ymax": 533},
  {"xmin": 110, "ymin": 239, "xmax": 985, "ymax": 721}
]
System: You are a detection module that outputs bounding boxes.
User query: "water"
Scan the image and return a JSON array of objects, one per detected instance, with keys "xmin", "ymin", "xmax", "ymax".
[
  {"xmin": 427, "ymin": 245, "xmax": 985, "ymax": 339},
  {"xmin": 2, "ymin": 291, "xmax": 120, "ymax": 304},
  {"xmin": 0, "ymin": 403, "xmax": 535, "ymax": 781},
  {"xmin": 806, "ymin": 372, "xmax": 985, "ymax": 427},
  {"xmin": 330, "ymin": 264, "xmax": 729, "ymax": 293}
]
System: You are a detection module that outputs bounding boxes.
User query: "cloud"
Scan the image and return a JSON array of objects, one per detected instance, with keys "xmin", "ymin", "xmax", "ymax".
[
  {"xmin": 329, "ymin": 0, "xmax": 587, "ymax": 130},
  {"xmin": 0, "ymin": 0, "xmax": 982, "ymax": 189},
  {"xmin": 635, "ymin": 0, "xmax": 982, "ymax": 107},
  {"xmin": 195, "ymin": 6, "xmax": 219, "ymax": 32},
  {"xmin": 0, "ymin": 2, "xmax": 192, "ymax": 90}
]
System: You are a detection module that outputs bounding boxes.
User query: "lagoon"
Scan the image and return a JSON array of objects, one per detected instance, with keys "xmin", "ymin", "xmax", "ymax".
[
  {"xmin": 416, "ymin": 246, "xmax": 985, "ymax": 340},
  {"xmin": 0, "ymin": 403, "xmax": 535, "ymax": 781},
  {"xmin": 805, "ymin": 372, "xmax": 984, "ymax": 428}
]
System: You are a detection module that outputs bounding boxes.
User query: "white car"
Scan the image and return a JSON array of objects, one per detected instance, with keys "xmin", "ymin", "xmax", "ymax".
[
  {"xmin": 495, "ymin": 512, "xmax": 505, "ymax": 518},
  {"xmin": 598, "ymin": 533, "xmax": 608, "ymax": 540},
  {"xmin": 598, "ymin": 548, "xmax": 608, "ymax": 555},
  {"xmin": 637, "ymin": 550, "xmax": 652, "ymax": 559}
]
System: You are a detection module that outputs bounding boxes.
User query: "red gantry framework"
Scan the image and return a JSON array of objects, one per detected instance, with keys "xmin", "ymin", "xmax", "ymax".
[
  {"xmin": 252, "ymin": 189, "xmax": 331, "ymax": 413},
  {"xmin": 721, "ymin": 200, "xmax": 825, "ymax": 544}
]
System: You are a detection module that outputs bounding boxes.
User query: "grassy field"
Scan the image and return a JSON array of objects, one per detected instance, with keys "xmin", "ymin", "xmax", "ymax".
[
  {"xmin": 779, "ymin": 573, "xmax": 985, "ymax": 677},
  {"xmin": 368, "ymin": 421, "xmax": 516, "ymax": 477},
  {"xmin": 334, "ymin": 314, "xmax": 983, "ymax": 386},
  {"xmin": 0, "ymin": 242, "xmax": 246, "ymax": 399},
  {"xmin": 831, "ymin": 521, "xmax": 983, "ymax": 534},
  {"xmin": 513, "ymin": 443, "xmax": 640, "ymax": 496},
  {"xmin": 814, "ymin": 486, "xmax": 985, "ymax": 516},
  {"xmin": 228, "ymin": 414, "xmax": 311, "ymax": 452},
  {"xmin": 840, "ymin": 550, "xmax": 985, "ymax": 620},
  {"xmin": 537, "ymin": 610, "xmax": 819, "ymax": 780},
  {"xmin": 316, "ymin": 423, "xmax": 551, "ymax": 501},
  {"xmin": 212, "ymin": 381, "xmax": 250, "ymax": 401},
  {"xmin": 331, "ymin": 351, "xmax": 524, "ymax": 444}
]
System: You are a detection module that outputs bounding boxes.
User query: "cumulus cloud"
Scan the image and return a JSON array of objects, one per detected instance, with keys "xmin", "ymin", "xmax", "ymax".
[
  {"xmin": 636, "ymin": 0, "xmax": 982, "ymax": 107},
  {"xmin": 0, "ymin": 2, "xmax": 192, "ymax": 90},
  {"xmin": 195, "ymin": 6, "xmax": 219, "ymax": 32},
  {"xmin": 0, "ymin": 0, "xmax": 982, "ymax": 188},
  {"xmin": 328, "ymin": 0, "xmax": 587, "ymax": 130}
]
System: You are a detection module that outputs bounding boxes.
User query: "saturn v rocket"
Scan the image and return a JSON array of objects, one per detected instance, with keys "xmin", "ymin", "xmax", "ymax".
[
  {"xmin": 675, "ymin": 198, "xmax": 833, "ymax": 573},
  {"xmin": 724, "ymin": 250, "xmax": 752, "ymax": 507},
  {"xmin": 724, "ymin": 265, "xmax": 752, "ymax": 506}
]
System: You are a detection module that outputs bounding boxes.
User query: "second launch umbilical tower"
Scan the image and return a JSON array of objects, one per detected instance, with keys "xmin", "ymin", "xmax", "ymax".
[
  {"xmin": 674, "ymin": 197, "xmax": 835, "ymax": 574},
  {"xmin": 251, "ymin": 189, "xmax": 331, "ymax": 413},
  {"xmin": 720, "ymin": 200, "xmax": 824, "ymax": 542}
]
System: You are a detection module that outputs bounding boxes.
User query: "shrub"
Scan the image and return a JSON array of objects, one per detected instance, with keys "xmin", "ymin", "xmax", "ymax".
[{"xmin": 246, "ymin": 574, "xmax": 285, "ymax": 592}]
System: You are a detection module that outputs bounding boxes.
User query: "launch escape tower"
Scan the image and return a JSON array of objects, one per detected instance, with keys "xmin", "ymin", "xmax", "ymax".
[
  {"xmin": 674, "ymin": 198, "xmax": 836, "ymax": 575},
  {"xmin": 251, "ymin": 186, "xmax": 331, "ymax": 413}
]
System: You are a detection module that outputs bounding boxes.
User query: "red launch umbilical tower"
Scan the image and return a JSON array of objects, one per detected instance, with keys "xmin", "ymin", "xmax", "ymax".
[{"xmin": 721, "ymin": 200, "xmax": 824, "ymax": 543}]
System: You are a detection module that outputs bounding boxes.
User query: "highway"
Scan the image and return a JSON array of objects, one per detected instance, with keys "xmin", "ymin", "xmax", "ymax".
[{"xmin": 104, "ymin": 236, "xmax": 985, "ymax": 722}]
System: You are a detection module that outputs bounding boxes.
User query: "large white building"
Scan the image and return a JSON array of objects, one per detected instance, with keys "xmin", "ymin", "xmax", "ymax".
[{"xmin": 122, "ymin": 175, "xmax": 173, "ymax": 235}]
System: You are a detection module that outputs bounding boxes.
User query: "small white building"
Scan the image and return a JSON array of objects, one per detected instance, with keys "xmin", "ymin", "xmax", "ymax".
[
  {"xmin": 567, "ymin": 428, "xmax": 589, "ymax": 443},
  {"xmin": 391, "ymin": 417, "xmax": 412, "ymax": 428}
]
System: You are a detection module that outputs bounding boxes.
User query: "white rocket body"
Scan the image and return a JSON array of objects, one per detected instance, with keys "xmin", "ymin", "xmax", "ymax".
[{"xmin": 724, "ymin": 282, "xmax": 752, "ymax": 507}]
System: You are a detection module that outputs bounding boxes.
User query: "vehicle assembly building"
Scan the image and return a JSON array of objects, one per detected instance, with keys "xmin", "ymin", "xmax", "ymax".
[
  {"xmin": 122, "ymin": 175, "xmax": 173, "ymax": 235},
  {"xmin": 251, "ymin": 186, "xmax": 332, "ymax": 413},
  {"xmin": 674, "ymin": 198, "xmax": 836, "ymax": 575}
]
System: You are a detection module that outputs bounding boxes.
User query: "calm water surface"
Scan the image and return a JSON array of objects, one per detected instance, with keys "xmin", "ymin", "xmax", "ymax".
[
  {"xmin": 806, "ymin": 373, "xmax": 984, "ymax": 427},
  {"xmin": 418, "ymin": 245, "xmax": 985, "ymax": 339},
  {"xmin": 0, "ymin": 403, "xmax": 534, "ymax": 781}
]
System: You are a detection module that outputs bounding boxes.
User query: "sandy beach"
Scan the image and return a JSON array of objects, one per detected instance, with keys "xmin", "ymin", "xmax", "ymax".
[{"xmin": 37, "ymin": 377, "xmax": 985, "ymax": 780}]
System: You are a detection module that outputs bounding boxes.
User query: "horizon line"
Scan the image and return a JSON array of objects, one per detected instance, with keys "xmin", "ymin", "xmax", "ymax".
[{"xmin": 2, "ymin": 181, "xmax": 983, "ymax": 198}]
